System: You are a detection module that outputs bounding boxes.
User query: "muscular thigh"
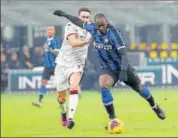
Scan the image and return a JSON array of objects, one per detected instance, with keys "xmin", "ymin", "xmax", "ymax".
[
  {"xmin": 99, "ymin": 68, "xmax": 117, "ymax": 88},
  {"xmin": 69, "ymin": 72, "xmax": 83, "ymax": 90}
]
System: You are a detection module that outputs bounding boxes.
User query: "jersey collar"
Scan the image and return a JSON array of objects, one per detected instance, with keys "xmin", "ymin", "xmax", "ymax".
[{"xmin": 47, "ymin": 36, "xmax": 54, "ymax": 41}]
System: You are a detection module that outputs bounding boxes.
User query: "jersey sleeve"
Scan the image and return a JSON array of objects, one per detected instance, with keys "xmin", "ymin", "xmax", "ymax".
[
  {"xmin": 83, "ymin": 22, "xmax": 96, "ymax": 35},
  {"xmin": 64, "ymin": 22, "xmax": 77, "ymax": 39},
  {"xmin": 55, "ymin": 37, "xmax": 62, "ymax": 49},
  {"xmin": 110, "ymin": 26, "xmax": 126, "ymax": 50}
]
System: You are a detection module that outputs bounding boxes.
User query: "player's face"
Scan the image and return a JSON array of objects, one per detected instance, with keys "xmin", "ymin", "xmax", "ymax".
[
  {"xmin": 46, "ymin": 26, "xmax": 55, "ymax": 38},
  {"xmin": 95, "ymin": 17, "xmax": 109, "ymax": 34},
  {"xmin": 97, "ymin": 24, "xmax": 108, "ymax": 34},
  {"xmin": 78, "ymin": 11, "xmax": 91, "ymax": 23}
]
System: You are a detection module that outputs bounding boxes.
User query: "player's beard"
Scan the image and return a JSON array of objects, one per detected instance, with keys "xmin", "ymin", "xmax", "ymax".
[{"xmin": 99, "ymin": 29, "xmax": 106, "ymax": 35}]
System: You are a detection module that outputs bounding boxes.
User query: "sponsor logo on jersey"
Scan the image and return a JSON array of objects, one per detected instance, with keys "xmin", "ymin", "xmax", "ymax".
[{"xmin": 94, "ymin": 42, "xmax": 113, "ymax": 51}]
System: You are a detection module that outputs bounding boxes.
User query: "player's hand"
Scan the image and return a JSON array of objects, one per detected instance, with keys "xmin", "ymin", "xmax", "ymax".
[
  {"xmin": 85, "ymin": 33, "xmax": 92, "ymax": 44},
  {"xmin": 53, "ymin": 10, "xmax": 66, "ymax": 16},
  {"xmin": 43, "ymin": 44, "xmax": 48, "ymax": 50},
  {"xmin": 119, "ymin": 70, "xmax": 128, "ymax": 82}
]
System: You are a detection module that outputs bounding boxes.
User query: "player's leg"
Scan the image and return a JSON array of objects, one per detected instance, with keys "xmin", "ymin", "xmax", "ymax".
[
  {"xmin": 124, "ymin": 65, "xmax": 166, "ymax": 120},
  {"xmin": 54, "ymin": 65, "xmax": 70, "ymax": 126},
  {"xmin": 99, "ymin": 73, "xmax": 116, "ymax": 120},
  {"xmin": 67, "ymin": 72, "xmax": 82, "ymax": 129},
  {"xmin": 57, "ymin": 90, "xmax": 68, "ymax": 126},
  {"xmin": 32, "ymin": 67, "xmax": 52, "ymax": 107},
  {"xmin": 39, "ymin": 67, "xmax": 54, "ymax": 103},
  {"xmin": 39, "ymin": 67, "xmax": 54, "ymax": 102},
  {"xmin": 39, "ymin": 79, "xmax": 48, "ymax": 103},
  {"xmin": 32, "ymin": 79, "xmax": 48, "ymax": 107},
  {"xmin": 99, "ymin": 68, "xmax": 122, "ymax": 130}
]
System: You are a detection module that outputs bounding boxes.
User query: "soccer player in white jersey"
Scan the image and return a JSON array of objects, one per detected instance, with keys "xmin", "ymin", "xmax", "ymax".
[{"xmin": 54, "ymin": 7, "xmax": 92, "ymax": 129}]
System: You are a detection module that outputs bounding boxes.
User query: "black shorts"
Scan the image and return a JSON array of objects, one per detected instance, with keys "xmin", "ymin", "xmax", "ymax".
[
  {"xmin": 42, "ymin": 67, "xmax": 55, "ymax": 80},
  {"xmin": 100, "ymin": 64, "xmax": 141, "ymax": 88}
]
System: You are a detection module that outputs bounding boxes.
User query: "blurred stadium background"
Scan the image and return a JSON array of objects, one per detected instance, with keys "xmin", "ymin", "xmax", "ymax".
[{"xmin": 1, "ymin": 0, "xmax": 178, "ymax": 137}]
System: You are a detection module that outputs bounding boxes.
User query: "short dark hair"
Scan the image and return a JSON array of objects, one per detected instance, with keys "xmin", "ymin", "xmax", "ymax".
[
  {"xmin": 78, "ymin": 7, "xmax": 91, "ymax": 15},
  {"xmin": 94, "ymin": 13, "xmax": 106, "ymax": 22}
]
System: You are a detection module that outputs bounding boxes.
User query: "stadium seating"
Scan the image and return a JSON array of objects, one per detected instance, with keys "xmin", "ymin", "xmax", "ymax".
[
  {"xmin": 170, "ymin": 51, "xmax": 178, "ymax": 58},
  {"xmin": 130, "ymin": 43, "xmax": 137, "ymax": 50},
  {"xmin": 139, "ymin": 43, "xmax": 146, "ymax": 50},
  {"xmin": 171, "ymin": 43, "xmax": 178, "ymax": 50},
  {"xmin": 150, "ymin": 43, "xmax": 157, "ymax": 50},
  {"xmin": 160, "ymin": 43, "xmax": 168, "ymax": 50},
  {"xmin": 129, "ymin": 42, "xmax": 178, "ymax": 59},
  {"xmin": 129, "ymin": 43, "xmax": 178, "ymax": 50},
  {"xmin": 149, "ymin": 51, "xmax": 158, "ymax": 59},
  {"xmin": 160, "ymin": 51, "xmax": 168, "ymax": 58}
]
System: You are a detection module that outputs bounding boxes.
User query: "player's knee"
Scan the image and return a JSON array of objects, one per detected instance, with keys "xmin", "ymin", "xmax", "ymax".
[
  {"xmin": 57, "ymin": 92, "xmax": 67, "ymax": 104},
  {"xmin": 99, "ymin": 81, "xmax": 111, "ymax": 89},
  {"xmin": 58, "ymin": 97, "xmax": 66, "ymax": 104},
  {"xmin": 99, "ymin": 75, "xmax": 113, "ymax": 89},
  {"xmin": 99, "ymin": 78, "xmax": 111, "ymax": 89},
  {"xmin": 42, "ymin": 80, "xmax": 47, "ymax": 86}
]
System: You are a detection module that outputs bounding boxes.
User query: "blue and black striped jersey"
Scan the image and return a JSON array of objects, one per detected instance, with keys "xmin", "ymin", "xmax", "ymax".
[
  {"xmin": 83, "ymin": 23, "xmax": 126, "ymax": 70},
  {"xmin": 44, "ymin": 36, "xmax": 62, "ymax": 68}
]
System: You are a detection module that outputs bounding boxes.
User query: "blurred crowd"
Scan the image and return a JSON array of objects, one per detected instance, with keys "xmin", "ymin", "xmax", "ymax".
[
  {"xmin": 1, "ymin": 45, "xmax": 44, "ymax": 69},
  {"xmin": 1, "ymin": 44, "xmax": 45, "ymax": 91}
]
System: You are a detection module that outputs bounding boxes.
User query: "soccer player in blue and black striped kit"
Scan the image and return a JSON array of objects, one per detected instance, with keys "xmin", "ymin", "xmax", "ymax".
[
  {"xmin": 53, "ymin": 10, "xmax": 166, "ymax": 129},
  {"xmin": 32, "ymin": 26, "xmax": 62, "ymax": 107}
]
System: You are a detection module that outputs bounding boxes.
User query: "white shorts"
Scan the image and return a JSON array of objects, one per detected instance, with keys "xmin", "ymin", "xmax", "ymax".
[{"xmin": 54, "ymin": 64, "xmax": 84, "ymax": 92}]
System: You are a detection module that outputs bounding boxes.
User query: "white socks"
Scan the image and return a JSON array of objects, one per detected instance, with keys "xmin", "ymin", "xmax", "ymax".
[{"xmin": 68, "ymin": 93, "xmax": 79, "ymax": 119}]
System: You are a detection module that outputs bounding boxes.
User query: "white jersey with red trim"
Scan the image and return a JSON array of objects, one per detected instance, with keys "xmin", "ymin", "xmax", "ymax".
[{"xmin": 55, "ymin": 22, "xmax": 91, "ymax": 68}]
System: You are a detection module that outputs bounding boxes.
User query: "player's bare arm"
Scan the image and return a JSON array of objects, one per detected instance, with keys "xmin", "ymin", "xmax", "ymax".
[
  {"xmin": 48, "ymin": 48, "xmax": 60, "ymax": 55},
  {"xmin": 44, "ymin": 43, "xmax": 59, "ymax": 56},
  {"xmin": 67, "ymin": 34, "xmax": 91, "ymax": 47}
]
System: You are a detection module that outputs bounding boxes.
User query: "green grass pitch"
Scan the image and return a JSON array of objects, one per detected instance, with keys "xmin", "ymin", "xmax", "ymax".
[{"xmin": 1, "ymin": 88, "xmax": 178, "ymax": 137}]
